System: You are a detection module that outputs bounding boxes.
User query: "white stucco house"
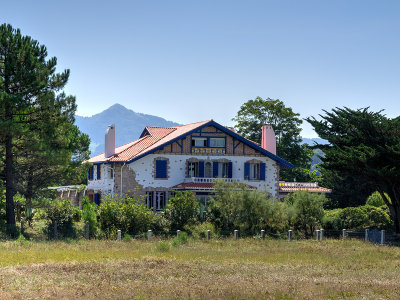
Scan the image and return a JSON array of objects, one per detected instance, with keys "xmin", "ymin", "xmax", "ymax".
[{"xmin": 85, "ymin": 120, "xmax": 294, "ymax": 210}]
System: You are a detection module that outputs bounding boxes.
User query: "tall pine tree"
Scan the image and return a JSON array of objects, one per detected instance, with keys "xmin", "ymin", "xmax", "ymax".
[{"xmin": 0, "ymin": 24, "xmax": 89, "ymax": 235}]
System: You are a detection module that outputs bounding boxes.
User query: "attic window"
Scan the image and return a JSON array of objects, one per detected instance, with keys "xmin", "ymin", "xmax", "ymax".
[
  {"xmin": 192, "ymin": 137, "xmax": 207, "ymax": 147},
  {"xmin": 210, "ymin": 138, "xmax": 225, "ymax": 147}
]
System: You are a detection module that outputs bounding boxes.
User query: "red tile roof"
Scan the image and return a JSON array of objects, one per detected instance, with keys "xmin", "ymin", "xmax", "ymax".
[
  {"xmin": 172, "ymin": 182, "xmax": 257, "ymax": 190},
  {"xmin": 88, "ymin": 120, "xmax": 210, "ymax": 163},
  {"xmin": 279, "ymin": 187, "xmax": 332, "ymax": 193},
  {"xmin": 87, "ymin": 119, "xmax": 294, "ymax": 169}
]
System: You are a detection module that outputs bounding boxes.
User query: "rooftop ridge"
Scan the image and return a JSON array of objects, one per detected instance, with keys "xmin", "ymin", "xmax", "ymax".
[{"xmin": 174, "ymin": 120, "xmax": 211, "ymax": 128}]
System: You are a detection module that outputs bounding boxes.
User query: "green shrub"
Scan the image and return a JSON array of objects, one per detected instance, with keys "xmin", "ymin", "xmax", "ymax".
[
  {"xmin": 122, "ymin": 196, "xmax": 155, "ymax": 235},
  {"xmin": 366, "ymin": 192, "xmax": 389, "ymax": 207},
  {"xmin": 184, "ymin": 222, "xmax": 216, "ymax": 239},
  {"xmin": 208, "ymin": 181, "xmax": 290, "ymax": 236},
  {"xmin": 81, "ymin": 197, "xmax": 98, "ymax": 238},
  {"xmin": 98, "ymin": 195, "xmax": 155, "ymax": 238},
  {"xmin": 43, "ymin": 199, "xmax": 81, "ymax": 239},
  {"xmin": 97, "ymin": 196, "xmax": 123, "ymax": 238},
  {"xmin": 156, "ymin": 241, "xmax": 170, "ymax": 252},
  {"xmin": 288, "ymin": 191, "xmax": 325, "ymax": 238},
  {"xmin": 322, "ymin": 209, "xmax": 343, "ymax": 231},
  {"xmin": 165, "ymin": 191, "xmax": 199, "ymax": 231},
  {"xmin": 339, "ymin": 206, "xmax": 367, "ymax": 230},
  {"xmin": 151, "ymin": 213, "xmax": 171, "ymax": 234},
  {"xmin": 122, "ymin": 233, "xmax": 132, "ymax": 242},
  {"xmin": 172, "ymin": 231, "xmax": 189, "ymax": 247},
  {"xmin": 323, "ymin": 205, "xmax": 392, "ymax": 231},
  {"xmin": 361, "ymin": 205, "xmax": 391, "ymax": 229}
]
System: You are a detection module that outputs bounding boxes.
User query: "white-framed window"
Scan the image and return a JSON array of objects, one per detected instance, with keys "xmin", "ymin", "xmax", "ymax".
[
  {"xmin": 192, "ymin": 137, "xmax": 207, "ymax": 147},
  {"xmin": 218, "ymin": 162, "xmax": 229, "ymax": 178},
  {"xmin": 146, "ymin": 192, "xmax": 154, "ymax": 209},
  {"xmin": 249, "ymin": 163, "xmax": 260, "ymax": 180},
  {"xmin": 209, "ymin": 137, "xmax": 225, "ymax": 147},
  {"xmin": 108, "ymin": 166, "xmax": 114, "ymax": 179},
  {"xmin": 155, "ymin": 192, "xmax": 166, "ymax": 210},
  {"xmin": 188, "ymin": 162, "xmax": 199, "ymax": 177}
]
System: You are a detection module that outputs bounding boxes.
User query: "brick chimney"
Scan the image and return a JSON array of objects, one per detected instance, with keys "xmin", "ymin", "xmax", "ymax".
[
  {"xmin": 105, "ymin": 125, "xmax": 115, "ymax": 158},
  {"xmin": 261, "ymin": 124, "xmax": 276, "ymax": 155}
]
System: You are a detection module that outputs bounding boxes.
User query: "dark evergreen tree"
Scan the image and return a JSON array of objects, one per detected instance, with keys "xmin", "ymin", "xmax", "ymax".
[{"xmin": 307, "ymin": 107, "xmax": 400, "ymax": 232}]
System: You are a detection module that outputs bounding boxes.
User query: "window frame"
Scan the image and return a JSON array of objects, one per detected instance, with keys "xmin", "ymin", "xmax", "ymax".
[
  {"xmin": 146, "ymin": 191, "xmax": 154, "ymax": 209},
  {"xmin": 155, "ymin": 159, "xmax": 168, "ymax": 179},
  {"xmin": 155, "ymin": 191, "xmax": 166, "ymax": 211},
  {"xmin": 188, "ymin": 161, "xmax": 199, "ymax": 177},
  {"xmin": 192, "ymin": 137, "xmax": 208, "ymax": 147},
  {"xmin": 209, "ymin": 137, "xmax": 226, "ymax": 148},
  {"xmin": 249, "ymin": 163, "xmax": 260, "ymax": 180}
]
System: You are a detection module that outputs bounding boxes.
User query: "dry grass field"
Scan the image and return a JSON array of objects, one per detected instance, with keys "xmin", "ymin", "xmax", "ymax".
[{"xmin": 0, "ymin": 238, "xmax": 399, "ymax": 299}]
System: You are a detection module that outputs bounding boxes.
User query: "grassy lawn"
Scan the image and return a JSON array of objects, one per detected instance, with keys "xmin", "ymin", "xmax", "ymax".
[{"xmin": 0, "ymin": 238, "xmax": 399, "ymax": 299}]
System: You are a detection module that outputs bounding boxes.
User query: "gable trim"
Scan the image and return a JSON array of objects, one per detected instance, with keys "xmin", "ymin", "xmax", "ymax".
[{"xmin": 99, "ymin": 120, "xmax": 294, "ymax": 169}]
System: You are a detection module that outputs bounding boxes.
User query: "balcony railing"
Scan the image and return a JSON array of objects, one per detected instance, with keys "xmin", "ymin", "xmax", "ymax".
[
  {"xmin": 279, "ymin": 181, "xmax": 319, "ymax": 188},
  {"xmin": 184, "ymin": 177, "xmax": 236, "ymax": 183}
]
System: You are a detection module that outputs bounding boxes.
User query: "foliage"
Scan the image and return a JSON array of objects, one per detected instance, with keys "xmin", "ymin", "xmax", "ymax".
[
  {"xmin": 165, "ymin": 191, "xmax": 199, "ymax": 231},
  {"xmin": 288, "ymin": 191, "xmax": 325, "ymax": 237},
  {"xmin": 122, "ymin": 233, "xmax": 132, "ymax": 242},
  {"xmin": 150, "ymin": 213, "xmax": 171, "ymax": 234},
  {"xmin": 232, "ymin": 97, "xmax": 314, "ymax": 181},
  {"xmin": 0, "ymin": 24, "xmax": 90, "ymax": 234},
  {"xmin": 366, "ymin": 191, "xmax": 389, "ymax": 208},
  {"xmin": 172, "ymin": 232, "xmax": 189, "ymax": 247},
  {"xmin": 156, "ymin": 241, "xmax": 170, "ymax": 252},
  {"xmin": 208, "ymin": 181, "xmax": 290, "ymax": 235},
  {"xmin": 323, "ymin": 205, "xmax": 392, "ymax": 231},
  {"xmin": 98, "ymin": 195, "xmax": 155, "ymax": 238},
  {"xmin": 42, "ymin": 199, "xmax": 81, "ymax": 239},
  {"xmin": 184, "ymin": 222, "xmax": 217, "ymax": 239},
  {"xmin": 307, "ymin": 107, "xmax": 400, "ymax": 232},
  {"xmin": 81, "ymin": 197, "xmax": 98, "ymax": 238}
]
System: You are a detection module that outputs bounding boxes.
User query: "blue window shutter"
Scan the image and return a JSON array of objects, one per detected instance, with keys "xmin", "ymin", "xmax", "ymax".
[
  {"xmin": 156, "ymin": 160, "xmax": 167, "ymax": 179},
  {"xmin": 94, "ymin": 193, "xmax": 101, "ymax": 205},
  {"xmin": 88, "ymin": 168, "xmax": 91, "ymax": 180},
  {"xmin": 260, "ymin": 163, "xmax": 266, "ymax": 180},
  {"xmin": 213, "ymin": 162, "xmax": 219, "ymax": 178},
  {"xmin": 244, "ymin": 162, "xmax": 250, "ymax": 180},
  {"xmin": 199, "ymin": 161, "xmax": 204, "ymax": 178},
  {"xmin": 89, "ymin": 166, "xmax": 94, "ymax": 180},
  {"xmin": 228, "ymin": 162, "xmax": 233, "ymax": 178},
  {"xmin": 97, "ymin": 165, "xmax": 101, "ymax": 180}
]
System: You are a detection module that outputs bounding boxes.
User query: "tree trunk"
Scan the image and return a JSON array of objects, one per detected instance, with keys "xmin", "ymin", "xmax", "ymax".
[
  {"xmin": 381, "ymin": 190, "xmax": 400, "ymax": 234},
  {"xmin": 5, "ymin": 132, "xmax": 16, "ymax": 235}
]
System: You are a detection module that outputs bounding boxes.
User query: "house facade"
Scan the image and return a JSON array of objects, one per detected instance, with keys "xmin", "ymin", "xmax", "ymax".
[{"xmin": 86, "ymin": 120, "xmax": 294, "ymax": 210}]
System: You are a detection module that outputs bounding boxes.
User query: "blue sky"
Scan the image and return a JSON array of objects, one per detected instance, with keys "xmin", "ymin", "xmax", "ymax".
[{"xmin": 2, "ymin": 1, "xmax": 400, "ymax": 137}]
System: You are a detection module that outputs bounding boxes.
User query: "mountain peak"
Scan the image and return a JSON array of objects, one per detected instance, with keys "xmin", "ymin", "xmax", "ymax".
[
  {"xmin": 106, "ymin": 103, "xmax": 129, "ymax": 111},
  {"xmin": 75, "ymin": 103, "xmax": 180, "ymax": 155}
]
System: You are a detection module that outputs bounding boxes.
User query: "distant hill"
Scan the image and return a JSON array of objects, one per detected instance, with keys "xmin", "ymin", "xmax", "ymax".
[
  {"xmin": 301, "ymin": 137, "xmax": 329, "ymax": 146},
  {"xmin": 75, "ymin": 104, "xmax": 180, "ymax": 155}
]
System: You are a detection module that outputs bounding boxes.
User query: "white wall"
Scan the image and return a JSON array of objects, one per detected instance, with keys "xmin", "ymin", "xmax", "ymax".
[
  {"xmin": 129, "ymin": 154, "xmax": 279, "ymax": 197},
  {"xmin": 87, "ymin": 164, "xmax": 114, "ymax": 195}
]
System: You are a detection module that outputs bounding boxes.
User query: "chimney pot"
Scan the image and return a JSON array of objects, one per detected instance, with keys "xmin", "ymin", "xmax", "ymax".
[
  {"xmin": 261, "ymin": 124, "xmax": 276, "ymax": 155},
  {"xmin": 105, "ymin": 125, "xmax": 115, "ymax": 158}
]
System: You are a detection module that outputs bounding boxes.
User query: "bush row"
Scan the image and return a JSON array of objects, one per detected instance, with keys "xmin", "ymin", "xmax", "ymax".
[{"xmin": 1, "ymin": 182, "xmax": 393, "ymax": 239}]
